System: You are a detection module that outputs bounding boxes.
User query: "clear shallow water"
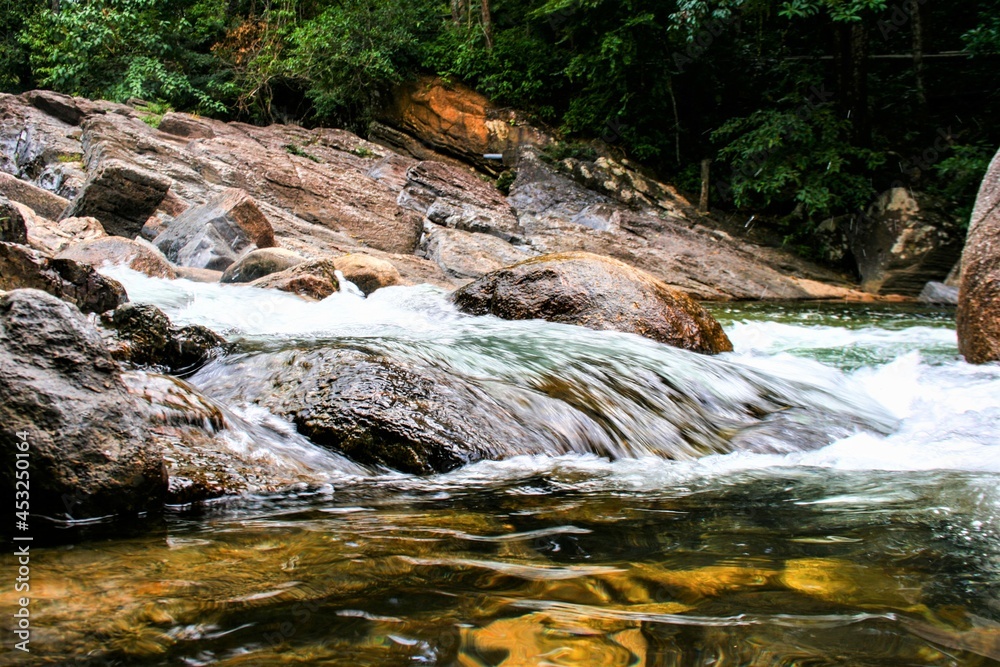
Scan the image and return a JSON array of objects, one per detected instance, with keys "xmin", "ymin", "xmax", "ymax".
[{"xmin": 3, "ymin": 269, "xmax": 999, "ymax": 665}]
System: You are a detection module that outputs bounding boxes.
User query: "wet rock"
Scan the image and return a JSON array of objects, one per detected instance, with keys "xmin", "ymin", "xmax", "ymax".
[
  {"xmin": 0, "ymin": 289, "xmax": 166, "ymax": 523},
  {"xmin": 62, "ymin": 159, "xmax": 172, "ymax": 238},
  {"xmin": 0, "ymin": 195, "xmax": 28, "ymax": 243},
  {"xmin": 453, "ymin": 252, "xmax": 733, "ymax": 354},
  {"xmin": 419, "ymin": 225, "xmax": 532, "ymax": 280},
  {"xmin": 849, "ymin": 188, "xmax": 964, "ymax": 295},
  {"xmin": 57, "ymin": 236, "xmax": 176, "ymax": 279},
  {"xmin": 196, "ymin": 348, "xmax": 547, "ymax": 474},
  {"xmin": 0, "ymin": 241, "xmax": 127, "ymax": 313},
  {"xmin": 399, "ymin": 160, "xmax": 522, "ymax": 241},
  {"xmin": 221, "ymin": 247, "xmax": 305, "ymax": 284},
  {"xmin": 918, "ymin": 281, "xmax": 959, "ymax": 306},
  {"xmin": 102, "ymin": 302, "xmax": 226, "ymax": 375},
  {"xmin": 332, "ymin": 253, "xmax": 401, "ymax": 295},
  {"xmin": 153, "ymin": 188, "xmax": 276, "ymax": 270},
  {"xmin": 25, "ymin": 213, "xmax": 106, "ymax": 255},
  {"xmin": 250, "ymin": 259, "xmax": 340, "ymax": 300},
  {"xmin": 0, "ymin": 171, "xmax": 70, "ymax": 219},
  {"xmin": 958, "ymin": 147, "xmax": 1000, "ymax": 363}
]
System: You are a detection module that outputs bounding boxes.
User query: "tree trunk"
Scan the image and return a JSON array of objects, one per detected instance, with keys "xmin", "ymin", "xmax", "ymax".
[
  {"xmin": 451, "ymin": 0, "xmax": 466, "ymax": 24},
  {"xmin": 834, "ymin": 20, "xmax": 871, "ymax": 147},
  {"xmin": 912, "ymin": 0, "xmax": 928, "ymax": 117},
  {"xmin": 481, "ymin": 0, "xmax": 493, "ymax": 49}
]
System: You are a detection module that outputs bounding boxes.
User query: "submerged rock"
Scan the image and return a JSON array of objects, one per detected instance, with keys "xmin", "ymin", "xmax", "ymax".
[
  {"xmin": 958, "ymin": 147, "xmax": 1000, "ymax": 364},
  {"xmin": 153, "ymin": 188, "xmax": 276, "ymax": 271},
  {"xmin": 453, "ymin": 252, "xmax": 733, "ymax": 354},
  {"xmin": 102, "ymin": 302, "xmax": 227, "ymax": 375},
  {"xmin": 57, "ymin": 235, "xmax": 177, "ymax": 279},
  {"xmin": 0, "ymin": 289, "xmax": 166, "ymax": 522},
  {"xmin": 0, "ymin": 241, "xmax": 127, "ymax": 313}
]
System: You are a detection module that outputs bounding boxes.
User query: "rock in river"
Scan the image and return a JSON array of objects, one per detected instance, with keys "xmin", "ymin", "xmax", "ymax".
[
  {"xmin": 452, "ymin": 252, "xmax": 733, "ymax": 354},
  {"xmin": 958, "ymin": 147, "xmax": 1000, "ymax": 364}
]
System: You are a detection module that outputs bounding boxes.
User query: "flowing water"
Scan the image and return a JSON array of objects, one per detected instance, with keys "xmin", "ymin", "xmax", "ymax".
[{"xmin": 4, "ymin": 268, "xmax": 1000, "ymax": 666}]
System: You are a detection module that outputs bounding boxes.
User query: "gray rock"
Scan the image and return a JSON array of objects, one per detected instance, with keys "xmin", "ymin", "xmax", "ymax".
[
  {"xmin": 419, "ymin": 225, "xmax": 532, "ymax": 280},
  {"xmin": 153, "ymin": 188, "xmax": 276, "ymax": 270},
  {"xmin": 221, "ymin": 247, "xmax": 305, "ymax": 283},
  {"xmin": 849, "ymin": 188, "xmax": 964, "ymax": 295},
  {"xmin": 0, "ymin": 195, "xmax": 28, "ymax": 243},
  {"xmin": 57, "ymin": 236, "xmax": 176, "ymax": 279},
  {"xmin": 62, "ymin": 158, "xmax": 171, "ymax": 238},
  {"xmin": 102, "ymin": 302, "xmax": 227, "ymax": 375},
  {"xmin": 0, "ymin": 289, "xmax": 166, "ymax": 523},
  {"xmin": 918, "ymin": 281, "xmax": 959, "ymax": 305},
  {"xmin": 0, "ymin": 241, "xmax": 128, "ymax": 314}
]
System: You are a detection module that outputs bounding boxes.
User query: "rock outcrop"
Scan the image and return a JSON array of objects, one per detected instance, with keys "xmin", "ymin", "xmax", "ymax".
[
  {"xmin": 957, "ymin": 147, "xmax": 1000, "ymax": 364},
  {"xmin": 153, "ymin": 188, "xmax": 276, "ymax": 270},
  {"xmin": 102, "ymin": 302, "xmax": 227, "ymax": 375},
  {"xmin": 250, "ymin": 258, "xmax": 341, "ymax": 300},
  {"xmin": 0, "ymin": 242, "xmax": 127, "ymax": 313},
  {"xmin": 25, "ymin": 213, "xmax": 106, "ymax": 255},
  {"xmin": 0, "ymin": 195, "xmax": 28, "ymax": 243},
  {"xmin": 0, "ymin": 289, "xmax": 166, "ymax": 522},
  {"xmin": 849, "ymin": 188, "xmax": 964, "ymax": 295},
  {"xmin": 57, "ymin": 236, "xmax": 176, "ymax": 279},
  {"xmin": 453, "ymin": 252, "xmax": 733, "ymax": 355},
  {"xmin": 61, "ymin": 159, "xmax": 172, "ymax": 238},
  {"xmin": 221, "ymin": 247, "xmax": 305, "ymax": 283},
  {"xmin": 419, "ymin": 225, "xmax": 533, "ymax": 280},
  {"xmin": 0, "ymin": 171, "xmax": 69, "ymax": 219}
]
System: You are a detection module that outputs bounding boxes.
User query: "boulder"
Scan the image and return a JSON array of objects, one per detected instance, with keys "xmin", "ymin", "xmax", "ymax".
[
  {"xmin": 102, "ymin": 302, "xmax": 227, "ymax": 375},
  {"xmin": 221, "ymin": 247, "xmax": 305, "ymax": 284},
  {"xmin": 156, "ymin": 112, "xmax": 216, "ymax": 140},
  {"xmin": 22, "ymin": 89, "xmax": 103, "ymax": 126},
  {"xmin": 957, "ymin": 147, "xmax": 1000, "ymax": 364},
  {"xmin": 849, "ymin": 188, "xmax": 964, "ymax": 295},
  {"xmin": 61, "ymin": 158, "xmax": 172, "ymax": 238},
  {"xmin": 0, "ymin": 289, "xmax": 166, "ymax": 523},
  {"xmin": 918, "ymin": 282, "xmax": 959, "ymax": 306},
  {"xmin": 175, "ymin": 266, "xmax": 224, "ymax": 283},
  {"xmin": 57, "ymin": 236, "xmax": 176, "ymax": 279},
  {"xmin": 25, "ymin": 213, "xmax": 106, "ymax": 255},
  {"xmin": 0, "ymin": 242, "xmax": 127, "ymax": 313},
  {"xmin": 250, "ymin": 259, "xmax": 340, "ymax": 300},
  {"xmin": 419, "ymin": 225, "xmax": 532, "ymax": 280},
  {"xmin": 0, "ymin": 171, "xmax": 70, "ymax": 219},
  {"xmin": 0, "ymin": 195, "xmax": 28, "ymax": 243},
  {"xmin": 332, "ymin": 253, "xmax": 401, "ymax": 295},
  {"xmin": 453, "ymin": 252, "xmax": 734, "ymax": 354},
  {"xmin": 153, "ymin": 188, "xmax": 276, "ymax": 270},
  {"xmin": 399, "ymin": 160, "xmax": 522, "ymax": 241}
]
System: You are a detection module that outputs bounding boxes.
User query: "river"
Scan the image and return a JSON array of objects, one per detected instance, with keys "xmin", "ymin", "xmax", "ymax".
[{"xmin": 3, "ymin": 267, "xmax": 999, "ymax": 666}]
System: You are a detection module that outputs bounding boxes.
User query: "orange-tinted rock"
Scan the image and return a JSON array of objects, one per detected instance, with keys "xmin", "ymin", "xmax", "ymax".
[
  {"xmin": 251, "ymin": 259, "xmax": 340, "ymax": 300},
  {"xmin": 957, "ymin": 147, "xmax": 1000, "ymax": 364},
  {"xmin": 453, "ymin": 252, "xmax": 734, "ymax": 354},
  {"xmin": 332, "ymin": 253, "xmax": 401, "ymax": 295}
]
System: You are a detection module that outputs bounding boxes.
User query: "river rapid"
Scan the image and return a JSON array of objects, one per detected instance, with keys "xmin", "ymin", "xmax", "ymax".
[{"xmin": 3, "ymin": 267, "xmax": 999, "ymax": 666}]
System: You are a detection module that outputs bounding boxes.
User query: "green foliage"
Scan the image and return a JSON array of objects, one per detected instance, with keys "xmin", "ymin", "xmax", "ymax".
[
  {"xmin": 285, "ymin": 0, "xmax": 437, "ymax": 130},
  {"xmin": 21, "ymin": 0, "xmax": 229, "ymax": 113},
  {"xmin": 496, "ymin": 169, "xmax": 517, "ymax": 195},
  {"xmin": 779, "ymin": 0, "xmax": 887, "ymax": 21},
  {"xmin": 284, "ymin": 143, "xmax": 321, "ymax": 162},
  {"xmin": 930, "ymin": 143, "xmax": 995, "ymax": 227}
]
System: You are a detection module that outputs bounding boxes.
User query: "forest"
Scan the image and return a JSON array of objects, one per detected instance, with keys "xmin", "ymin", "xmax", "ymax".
[{"xmin": 4, "ymin": 0, "xmax": 998, "ymax": 249}]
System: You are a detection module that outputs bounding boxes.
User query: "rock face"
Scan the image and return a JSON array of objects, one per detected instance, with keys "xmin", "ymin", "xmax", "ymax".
[
  {"xmin": 251, "ymin": 258, "xmax": 341, "ymax": 300},
  {"xmin": 153, "ymin": 188, "xmax": 276, "ymax": 270},
  {"xmin": 419, "ymin": 225, "xmax": 533, "ymax": 280},
  {"xmin": 849, "ymin": 188, "xmax": 964, "ymax": 295},
  {"xmin": 0, "ymin": 195, "xmax": 28, "ymax": 243},
  {"xmin": 57, "ymin": 236, "xmax": 177, "ymax": 279},
  {"xmin": 0, "ymin": 171, "xmax": 69, "ymax": 219},
  {"xmin": 61, "ymin": 159, "xmax": 172, "ymax": 238},
  {"xmin": 957, "ymin": 147, "xmax": 1000, "ymax": 364},
  {"xmin": 102, "ymin": 303, "xmax": 227, "ymax": 375},
  {"xmin": 453, "ymin": 252, "xmax": 734, "ymax": 355},
  {"xmin": 25, "ymin": 213, "xmax": 106, "ymax": 255},
  {"xmin": 332, "ymin": 253, "xmax": 401, "ymax": 295},
  {"xmin": 0, "ymin": 289, "xmax": 166, "ymax": 522},
  {"xmin": 220, "ymin": 247, "xmax": 305, "ymax": 283},
  {"xmin": 0, "ymin": 242, "xmax": 128, "ymax": 313}
]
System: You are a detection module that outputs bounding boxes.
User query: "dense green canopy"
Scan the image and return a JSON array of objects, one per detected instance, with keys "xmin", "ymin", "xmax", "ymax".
[{"xmin": 3, "ymin": 0, "xmax": 997, "ymax": 246}]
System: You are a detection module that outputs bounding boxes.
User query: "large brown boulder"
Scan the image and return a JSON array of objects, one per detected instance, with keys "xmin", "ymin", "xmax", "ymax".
[
  {"xmin": 153, "ymin": 188, "xmax": 276, "ymax": 270},
  {"xmin": 453, "ymin": 252, "xmax": 734, "ymax": 354},
  {"xmin": 0, "ymin": 242, "xmax": 127, "ymax": 313},
  {"xmin": 333, "ymin": 253, "xmax": 401, "ymax": 295},
  {"xmin": 57, "ymin": 236, "xmax": 177, "ymax": 279},
  {"xmin": 957, "ymin": 147, "xmax": 1000, "ymax": 364},
  {"xmin": 250, "ymin": 258, "xmax": 340, "ymax": 300},
  {"xmin": 61, "ymin": 158, "xmax": 172, "ymax": 238},
  {"xmin": 0, "ymin": 289, "xmax": 166, "ymax": 523}
]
